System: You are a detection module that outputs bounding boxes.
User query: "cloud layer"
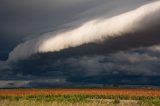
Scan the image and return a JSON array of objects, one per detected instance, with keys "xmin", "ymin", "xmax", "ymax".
[
  {"xmin": 7, "ymin": 0, "xmax": 160, "ymax": 62},
  {"xmin": 1, "ymin": 0, "xmax": 160, "ymax": 87},
  {"xmin": 2, "ymin": 44, "xmax": 160, "ymax": 87}
]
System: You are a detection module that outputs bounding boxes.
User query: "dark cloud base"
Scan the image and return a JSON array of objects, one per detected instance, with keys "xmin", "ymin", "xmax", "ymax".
[
  {"xmin": 1, "ymin": 76, "xmax": 160, "ymax": 88},
  {"xmin": 0, "ymin": 25, "xmax": 158, "ymax": 87}
]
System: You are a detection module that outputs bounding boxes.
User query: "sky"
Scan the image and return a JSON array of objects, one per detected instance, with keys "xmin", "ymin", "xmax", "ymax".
[{"xmin": 0, "ymin": 0, "xmax": 160, "ymax": 88}]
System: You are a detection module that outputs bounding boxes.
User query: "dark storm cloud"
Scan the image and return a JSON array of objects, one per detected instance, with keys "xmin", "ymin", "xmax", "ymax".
[
  {"xmin": 6, "ymin": 0, "xmax": 160, "ymax": 62},
  {"xmin": 6, "ymin": 24, "xmax": 160, "ymax": 63},
  {"xmin": 0, "ymin": 0, "xmax": 160, "ymax": 87},
  {"xmin": 1, "ymin": 44, "xmax": 159, "ymax": 87},
  {"xmin": 0, "ymin": 0, "xmax": 105, "ymax": 60}
]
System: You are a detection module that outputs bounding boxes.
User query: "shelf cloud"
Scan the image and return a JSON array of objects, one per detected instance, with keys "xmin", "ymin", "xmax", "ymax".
[
  {"xmin": 7, "ymin": 0, "xmax": 160, "ymax": 62},
  {"xmin": 1, "ymin": 0, "xmax": 160, "ymax": 87}
]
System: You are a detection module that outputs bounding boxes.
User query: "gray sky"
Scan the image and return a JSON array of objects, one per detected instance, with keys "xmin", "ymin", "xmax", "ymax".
[{"xmin": 0, "ymin": 0, "xmax": 160, "ymax": 88}]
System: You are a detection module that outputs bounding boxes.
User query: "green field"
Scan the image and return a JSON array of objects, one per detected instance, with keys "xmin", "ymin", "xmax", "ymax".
[{"xmin": 1, "ymin": 94, "xmax": 160, "ymax": 106}]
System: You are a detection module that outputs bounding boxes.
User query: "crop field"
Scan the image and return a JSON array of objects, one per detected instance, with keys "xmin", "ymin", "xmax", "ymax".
[{"xmin": 0, "ymin": 88, "xmax": 160, "ymax": 106}]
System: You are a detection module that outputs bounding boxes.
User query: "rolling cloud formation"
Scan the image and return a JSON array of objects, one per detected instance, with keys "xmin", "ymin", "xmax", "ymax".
[{"xmin": 7, "ymin": 0, "xmax": 160, "ymax": 62}]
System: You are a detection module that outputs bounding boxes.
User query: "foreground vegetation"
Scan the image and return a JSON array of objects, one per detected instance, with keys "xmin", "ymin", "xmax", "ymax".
[
  {"xmin": 0, "ymin": 88, "xmax": 160, "ymax": 106},
  {"xmin": 0, "ymin": 94, "xmax": 160, "ymax": 106}
]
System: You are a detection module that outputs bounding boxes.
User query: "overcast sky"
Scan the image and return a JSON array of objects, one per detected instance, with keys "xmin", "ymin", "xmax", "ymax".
[{"xmin": 0, "ymin": 0, "xmax": 160, "ymax": 88}]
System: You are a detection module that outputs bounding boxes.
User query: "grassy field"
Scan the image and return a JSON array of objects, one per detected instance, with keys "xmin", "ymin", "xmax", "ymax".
[{"xmin": 0, "ymin": 88, "xmax": 160, "ymax": 106}]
